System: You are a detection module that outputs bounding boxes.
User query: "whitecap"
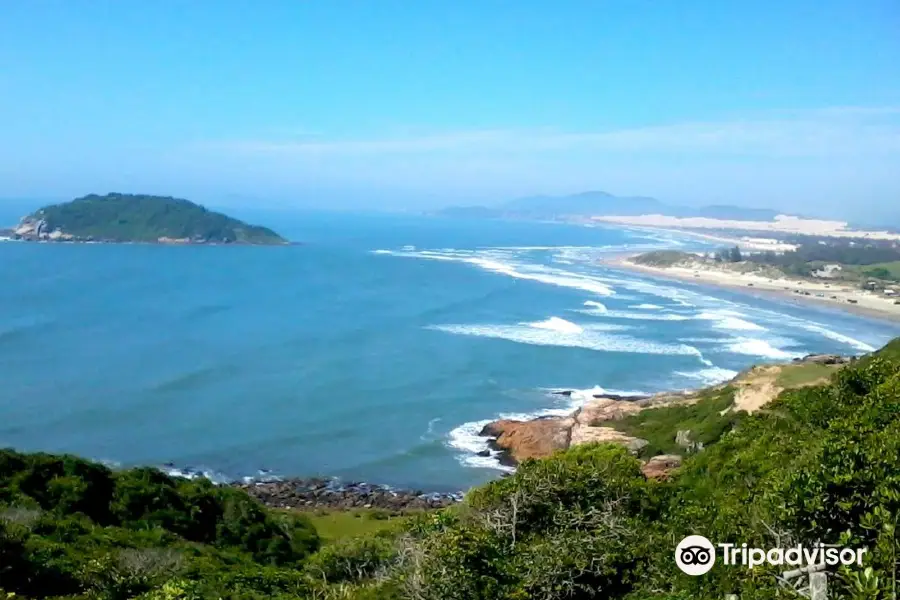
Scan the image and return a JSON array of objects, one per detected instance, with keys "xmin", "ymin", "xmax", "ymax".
[
  {"xmin": 375, "ymin": 248, "xmax": 616, "ymax": 296},
  {"xmin": 726, "ymin": 338, "xmax": 803, "ymax": 360},
  {"xmin": 630, "ymin": 303, "xmax": 664, "ymax": 310},
  {"xmin": 427, "ymin": 323, "xmax": 703, "ymax": 357},
  {"xmin": 696, "ymin": 310, "xmax": 766, "ymax": 332},
  {"xmin": 583, "ymin": 300, "xmax": 607, "ymax": 312},
  {"xmin": 675, "ymin": 366, "xmax": 739, "ymax": 386},
  {"xmin": 526, "ymin": 316, "xmax": 584, "ymax": 334},
  {"xmin": 447, "ymin": 419, "xmax": 515, "ymax": 472},
  {"xmin": 791, "ymin": 322, "xmax": 876, "ymax": 353}
]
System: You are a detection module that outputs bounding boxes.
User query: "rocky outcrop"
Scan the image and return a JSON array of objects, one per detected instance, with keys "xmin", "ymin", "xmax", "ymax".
[
  {"xmin": 640, "ymin": 455, "xmax": 682, "ymax": 480},
  {"xmin": 480, "ymin": 394, "xmax": 654, "ymax": 466},
  {"xmin": 236, "ymin": 478, "xmax": 461, "ymax": 512},
  {"xmin": 794, "ymin": 353, "xmax": 853, "ymax": 365},
  {"xmin": 480, "ymin": 417, "xmax": 575, "ymax": 465}
]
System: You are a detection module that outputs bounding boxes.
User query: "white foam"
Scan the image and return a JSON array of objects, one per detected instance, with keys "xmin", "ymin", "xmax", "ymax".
[
  {"xmin": 375, "ymin": 248, "xmax": 616, "ymax": 296},
  {"xmin": 163, "ymin": 466, "xmax": 231, "ymax": 484},
  {"xmin": 448, "ymin": 384, "xmax": 651, "ymax": 471},
  {"xmin": 726, "ymin": 338, "xmax": 803, "ymax": 360},
  {"xmin": 428, "ymin": 323, "xmax": 703, "ymax": 356},
  {"xmin": 793, "ymin": 322, "xmax": 876, "ymax": 353},
  {"xmin": 583, "ymin": 300, "xmax": 607, "ymax": 312},
  {"xmin": 526, "ymin": 316, "xmax": 584, "ymax": 334},
  {"xmin": 447, "ymin": 419, "xmax": 515, "ymax": 472},
  {"xmin": 696, "ymin": 310, "xmax": 766, "ymax": 332},
  {"xmin": 675, "ymin": 367, "xmax": 739, "ymax": 386},
  {"xmin": 630, "ymin": 303, "xmax": 664, "ymax": 310},
  {"xmin": 579, "ymin": 308, "xmax": 691, "ymax": 321}
]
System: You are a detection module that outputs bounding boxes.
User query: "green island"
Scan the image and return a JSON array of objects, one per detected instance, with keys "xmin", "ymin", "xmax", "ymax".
[
  {"xmin": 5, "ymin": 194, "xmax": 287, "ymax": 245},
  {"xmin": 2, "ymin": 338, "xmax": 900, "ymax": 599}
]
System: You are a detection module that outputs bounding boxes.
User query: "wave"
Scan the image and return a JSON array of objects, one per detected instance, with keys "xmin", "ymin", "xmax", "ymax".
[
  {"xmin": 428, "ymin": 323, "xmax": 704, "ymax": 357},
  {"xmin": 448, "ymin": 420, "xmax": 514, "ymax": 471},
  {"xmin": 449, "ymin": 384, "xmax": 651, "ymax": 471},
  {"xmin": 696, "ymin": 310, "xmax": 766, "ymax": 332},
  {"xmin": 583, "ymin": 300, "xmax": 607, "ymax": 312},
  {"xmin": 726, "ymin": 338, "xmax": 804, "ymax": 360},
  {"xmin": 374, "ymin": 248, "xmax": 616, "ymax": 296},
  {"xmin": 630, "ymin": 303, "xmax": 664, "ymax": 310},
  {"xmin": 675, "ymin": 366, "xmax": 739, "ymax": 386},
  {"xmin": 578, "ymin": 307, "xmax": 691, "ymax": 321},
  {"xmin": 161, "ymin": 465, "xmax": 234, "ymax": 485},
  {"xmin": 791, "ymin": 322, "xmax": 876, "ymax": 353},
  {"xmin": 527, "ymin": 317, "xmax": 583, "ymax": 334}
]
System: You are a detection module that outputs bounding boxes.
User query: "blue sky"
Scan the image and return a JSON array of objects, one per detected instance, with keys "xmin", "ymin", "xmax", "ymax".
[{"xmin": 1, "ymin": 1, "xmax": 899, "ymax": 220}]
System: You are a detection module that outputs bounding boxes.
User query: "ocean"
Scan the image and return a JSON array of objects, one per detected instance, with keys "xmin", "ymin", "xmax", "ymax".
[{"xmin": 2, "ymin": 211, "xmax": 898, "ymax": 491}]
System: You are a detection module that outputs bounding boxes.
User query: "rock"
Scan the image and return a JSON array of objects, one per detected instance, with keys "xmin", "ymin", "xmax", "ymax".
[
  {"xmin": 801, "ymin": 353, "xmax": 850, "ymax": 365},
  {"xmin": 675, "ymin": 430, "xmax": 693, "ymax": 448},
  {"xmin": 641, "ymin": 455, "xmax": 682, "ymax": 480},
  {"xmin": 569, "ymin": 424, "xmax": 648, "ymax": 454},
  {"xmin": 233, "ymin": 478, "xmax": 461, "ymax": 512},
  {"xmin": 553, "ymin": 390, "xmax": 574, "ymax": 397},
  {"xmin": 577, "ymin": 397, "xmax": 644, "ymax": 425},
  {"xmin": 476, "ymin": 449, "xmax": 491, "ymax": 457},
  {"xmin": 480, "ymin": 417, "xmax": 574, "ymax": 464}
]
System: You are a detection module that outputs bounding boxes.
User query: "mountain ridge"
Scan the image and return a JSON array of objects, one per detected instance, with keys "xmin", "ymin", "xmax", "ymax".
[{"xmin": 437, "ymin": 190, "xmax": 784, "ymax": 221}]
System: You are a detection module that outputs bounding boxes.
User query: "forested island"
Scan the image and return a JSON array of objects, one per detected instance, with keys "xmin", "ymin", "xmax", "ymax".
[{"xmin": 1, "ymin": 193, "xmax": 288, "ymax": 245}]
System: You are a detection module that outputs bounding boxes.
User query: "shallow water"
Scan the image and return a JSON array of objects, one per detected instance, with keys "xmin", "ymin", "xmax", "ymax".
[{"xmin": 2, "ymin": 212, "xmax": 897, "ymax": 490}]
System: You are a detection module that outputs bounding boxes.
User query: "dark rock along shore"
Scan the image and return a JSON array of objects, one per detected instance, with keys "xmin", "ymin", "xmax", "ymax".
[{"xmin": 235, "ymin": 477, "xmax": 463, "ymax": 512}]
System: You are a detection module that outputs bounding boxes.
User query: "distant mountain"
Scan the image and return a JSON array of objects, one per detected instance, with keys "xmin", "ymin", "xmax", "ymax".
[
  {"xmin": 502, "ymin": 191, "xmax": 668, "ymax": 216},
  {"xmin": 437, "ymin": 190, "xmax": 782, "ymax": 222},
  {"xmin": 8, "ymin": 193, "xmax": 288, "ymax": 244}
]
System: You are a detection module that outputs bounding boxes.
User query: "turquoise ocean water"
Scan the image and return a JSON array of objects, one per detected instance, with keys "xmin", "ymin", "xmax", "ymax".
[{"xmin": 2, "ymin": 211, "xmax": 898, "ymax": 491}]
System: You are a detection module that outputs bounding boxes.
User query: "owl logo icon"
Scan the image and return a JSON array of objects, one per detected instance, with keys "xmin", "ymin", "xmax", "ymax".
[{"xmin": 675, "ymin": 535, "xmax": 716, "ymax": 575}]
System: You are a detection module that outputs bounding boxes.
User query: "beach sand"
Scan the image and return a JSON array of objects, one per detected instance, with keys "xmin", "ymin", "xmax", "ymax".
[{"xmin": 607, "ymin": 256, "xmax": 900, "ymax": 323}]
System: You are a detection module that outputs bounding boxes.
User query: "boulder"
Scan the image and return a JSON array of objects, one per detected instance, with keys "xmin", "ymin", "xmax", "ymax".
[
  {"xmin": 480, "ymin": 416, "xmax": 574, "ymax": 464},
  {"xmin": 569, "ymin": 424, "xmax": 648, "ymax": 454},
  {"xmin": 641, "ymin": 455, "xmax": 682, "ymax": 480},
  {"xmin": 577, "ymin": 397, "xmax": 643, "ymax": 425},
  {"xmin": 801, "ymin": 353, "xmax": 850, "ymax": 365}
]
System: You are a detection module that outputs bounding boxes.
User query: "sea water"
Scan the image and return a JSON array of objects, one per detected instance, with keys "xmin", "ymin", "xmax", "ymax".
[{"xmin": 1, "ymin": 211, "xmax": 898, "ymax": 491}]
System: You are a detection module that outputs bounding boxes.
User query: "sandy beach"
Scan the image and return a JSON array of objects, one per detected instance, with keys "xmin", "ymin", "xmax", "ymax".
[{"xmin": 608, "ymin": 255, "xmax": 900, "ymax": 323}]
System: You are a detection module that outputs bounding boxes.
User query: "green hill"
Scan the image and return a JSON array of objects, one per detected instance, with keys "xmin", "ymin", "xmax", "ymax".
[{"xmin": 16, "ymin": 193, "xmax": 287, "ymax": 244}]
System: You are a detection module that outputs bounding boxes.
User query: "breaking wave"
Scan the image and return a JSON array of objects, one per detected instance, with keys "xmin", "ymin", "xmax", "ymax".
[
  {"xmin": 675, "ymin": 366, "xmax": 740, "ymax": 386},
  {"xmin": 428, "ymin": 323, "xmax": 704, "ymax": 356}
]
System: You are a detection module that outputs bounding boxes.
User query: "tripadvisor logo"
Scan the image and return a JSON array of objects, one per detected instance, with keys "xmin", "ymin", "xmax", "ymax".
[{"xmin": 675, "ymin": 535, "xmax": 867, "ymax": 576}]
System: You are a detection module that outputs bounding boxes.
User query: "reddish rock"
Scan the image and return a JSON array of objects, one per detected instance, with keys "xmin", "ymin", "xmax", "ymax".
[
  {"xmin": 480, "ymin": 416, "xmax": 574, "ymax": 463},
  {"xmin": 641, "ymin": 454, "xmax": 683, "ymax": 480}
]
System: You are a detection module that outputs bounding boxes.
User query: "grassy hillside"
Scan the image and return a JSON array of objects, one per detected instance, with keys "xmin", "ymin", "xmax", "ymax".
[
  {"xmin": 3, "ymin": 339, "xmax": 900, "ymax": 599},
  {"xmin": 28, "ymin": 194, "xmax": 287, "ymax": 244}
]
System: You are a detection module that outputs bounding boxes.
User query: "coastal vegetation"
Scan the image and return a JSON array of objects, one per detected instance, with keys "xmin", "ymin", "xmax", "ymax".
[
  {"xmin": 2, "ymin": 339, "xmax": 900, "ymax": 599},
  {"xmin": 746, "ymin": 239, "xmax": 900, "ymax": 282},
  {"xmin": 14, "ymin": 194, "xmax": 287, "ymax": 244}
]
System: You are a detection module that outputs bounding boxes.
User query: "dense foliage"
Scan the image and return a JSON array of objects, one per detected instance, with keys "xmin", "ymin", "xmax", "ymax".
[
  {"xmin": 630, "ymin": 250, "xmax": 695, "ymax": 267},
  {"xmin": 0, "ymin": 453, "xmax": 319, "ymax": 599},
  {"xmin": 32, "ymin": 194, "xmax": 286, "ymax": 244},
  {"xmin": 748, "ymin": 241, "xmax": 900, "ymax": 280},
  {"xmin": 4, "ymin": 339, "xmax": 900, "ymax": 599}
]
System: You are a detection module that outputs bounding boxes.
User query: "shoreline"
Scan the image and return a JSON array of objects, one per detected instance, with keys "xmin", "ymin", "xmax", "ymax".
[{"xmin": 606, "ymin": 255, "xmax": 900, "ymax": 324}]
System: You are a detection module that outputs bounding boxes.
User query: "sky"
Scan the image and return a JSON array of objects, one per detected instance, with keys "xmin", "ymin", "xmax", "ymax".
[{"xmin": 1, "ymin": 1, "xmax": 899, "ymax": 221}]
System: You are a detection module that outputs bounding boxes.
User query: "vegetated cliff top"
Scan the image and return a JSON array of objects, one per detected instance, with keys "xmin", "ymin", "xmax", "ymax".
[{"xmin": 22, "ymin": 193, "xmax": 287, "ymax": 244}]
